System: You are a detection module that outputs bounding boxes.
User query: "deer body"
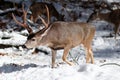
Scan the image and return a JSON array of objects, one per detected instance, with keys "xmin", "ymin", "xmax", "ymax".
[
  {"xmin": 30, "ymin": 2, "xmax": 64, "ymax": 22},
  {"xmin": 25, "ymin": 21, "xmax": 95, "ymax": 68},
  {"xmin": 87, "ymin": 9, "xmax": 120, "ymax": 39},
  {"xmin": 25, "ymin": 22, "xmax": 95, "ymax": 49}
]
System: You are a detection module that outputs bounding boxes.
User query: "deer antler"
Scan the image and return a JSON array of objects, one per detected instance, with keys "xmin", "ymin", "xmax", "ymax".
[
  {"xmin": 38, "ymin": 5, "xmax": 50, "ymax": 28},
  {"xmin": 12, "ymin": 4, "xmax": 33, "ymax": 34}
]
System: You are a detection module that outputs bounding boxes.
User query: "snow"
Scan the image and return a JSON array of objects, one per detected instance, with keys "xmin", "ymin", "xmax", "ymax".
[
  {"xmin": 0, "ymin": 62, "xmax": 120, "ymax": 80},
  {"xmin": 0, "ymin": 0, "xmax": 120, "ymax": 80},
  {"xmin": 0, "ymin": 31, "xmax": 27, "ymax": 45},
  {"xmin": 107, "ymin": 0, "xmax": 120, "ymax": 2}
]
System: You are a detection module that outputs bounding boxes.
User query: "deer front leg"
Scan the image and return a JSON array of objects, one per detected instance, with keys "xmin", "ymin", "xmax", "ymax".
[
  {"xmin": 62, "ymin": 46, "xmax": 74, "ymax": 66},
  {"xmin": 51, "ymin": 49, "xmax": 56, "ymax": 68}
]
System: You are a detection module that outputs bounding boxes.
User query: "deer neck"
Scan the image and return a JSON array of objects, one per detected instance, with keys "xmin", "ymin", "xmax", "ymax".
[{"xmin": 37, "ymin": 26, "xmax": 52, "ymax": 46}]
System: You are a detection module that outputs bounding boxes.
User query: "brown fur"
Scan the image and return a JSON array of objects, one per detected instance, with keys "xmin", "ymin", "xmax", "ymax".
[
  {"xmin": 87, "ymin": 9, "xmax": 120, "ymax": 39},
  {"xmin": 25, "ymin": 21, "xmax": 95, "ymax": 68},
  {"xmin": 30, "ymin": 2, "xmax": 64, "ymax": 22},
  {"xmin": 12, "ymin": 4, "xmax": 95, "ymax": 68}
]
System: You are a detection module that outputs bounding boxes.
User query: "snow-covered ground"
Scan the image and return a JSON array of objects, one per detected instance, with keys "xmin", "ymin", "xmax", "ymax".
[
  {"xmin": 0, "ymin": 42, "xmax": 120, "ymax": 80},
  {"xmin": 0, "ymin": 0, "xmax": 120, "ymax": 80},
  {"xmin": 0, "ymin": 21, "xmax": 120, "ymax": 80}
]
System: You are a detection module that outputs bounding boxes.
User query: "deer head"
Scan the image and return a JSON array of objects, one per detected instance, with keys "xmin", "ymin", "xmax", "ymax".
[
  {"xmin": 12, "ymin": 4, "xmax": 49, "ymax": 47},
  {"xmin": 90, "ymin": 8, "xmax": 116, "ymax": 23}
]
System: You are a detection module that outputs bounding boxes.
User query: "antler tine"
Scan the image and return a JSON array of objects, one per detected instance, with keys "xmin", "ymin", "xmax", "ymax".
[
  {"xmin": 46, "ymin": 4, "xmax": 50, "ymax": 25},
  {"xmin": 22, "ymin": 4, "xmax": 27, "ymax": 24},
  {"xmin": 12, "ymin": 13, "xmax": 25, "ymax": 27},
  {"xmin": 38, "ymin": 5, "xmax": 49, "ymax": 28},
  {"xmin": 12, "ymin": 4, "xmax": 33, "ymax": 34},
  {"xmin": 12, "ymin": 13, "xmax": 33, "ymax": 34}
]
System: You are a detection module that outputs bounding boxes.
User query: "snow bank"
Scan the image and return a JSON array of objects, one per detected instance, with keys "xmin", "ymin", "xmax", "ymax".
[{"xmin": 0, "ymin": 63, "xmax": 120, "ymax": 80}]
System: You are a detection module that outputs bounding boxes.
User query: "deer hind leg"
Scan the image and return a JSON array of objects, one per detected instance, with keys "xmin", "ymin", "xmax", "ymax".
[
  {"xmin": 85, "ymin": 45, "xmax": 94, "ymax": 64},
  {"xmin": 88, "ymin": 47, "xmax": 94, "ymax": 64},
  {"xmin": 62, "ymin": 46, "xmax": 74, "ymax": 66},
  {"xmin": 86, "ymin": 48, "xmax": 91, "ymax": 63},
  {"xmin": 51, "ymin": 49, "xmax": 57, "ymax": 68},
  {"xmin": 84, "ymin": 39, "xmax": 94, "ymax": 64}
]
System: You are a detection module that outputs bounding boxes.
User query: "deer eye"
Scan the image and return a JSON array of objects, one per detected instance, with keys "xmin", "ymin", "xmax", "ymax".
[{"xmin": 31, "ymin": 38, "xmax": 35, "ymax": 41}]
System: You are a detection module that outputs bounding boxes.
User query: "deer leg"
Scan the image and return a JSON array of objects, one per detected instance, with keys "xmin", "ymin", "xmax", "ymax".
[
  {"xmin": 84, "ymin": 42, "xmax": 94, "ymax": 64},
  {"xmin": 86, "ymin": 49, "xmax": 91, "ymax": 63},
  {"xmin": 32, "ymin": 14, "xmax": 38, "ymax": 23},
  {"xmin": 86, "ymin": 46, "xmax": 94, "ymax": 64},
  {"xmin": 114, "ymin": 24, "xmax": 119, "ymax": 39},
  {"xmin": 62, "ymin": 46, "xmax": 74, "ymax": 66},
  {"xmin": 51, "ymin": 49, "xmax": 56, "ymax": 68},
  {"xmin": 30, "ymin": 15, "xmax": 33, "ymax": 21},
  {"xmin": 88, "ymin": 47, "xmax": 94, "ymax": 64},
  {"xmin": 84, "ymin": 43, "xmax": 91, "ymax": 63}
]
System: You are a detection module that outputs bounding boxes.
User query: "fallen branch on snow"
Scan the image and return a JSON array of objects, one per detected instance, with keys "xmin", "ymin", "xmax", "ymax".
[{"xmin": 100, "ymin": 63, "xmax": 120, "ymax": 67}]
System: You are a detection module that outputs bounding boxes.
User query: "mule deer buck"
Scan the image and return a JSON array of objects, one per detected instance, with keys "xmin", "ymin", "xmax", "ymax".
[
  {"xmin": 12, "ymin": 5, "xmax": 95, "ymax": 68},
  {"xmin": 30, "ymin": 2, "xmax": 64, "ymax": 23},
  {"xmin": 87, "ymin": 9, "xmax": 120, "ymax": 39}
]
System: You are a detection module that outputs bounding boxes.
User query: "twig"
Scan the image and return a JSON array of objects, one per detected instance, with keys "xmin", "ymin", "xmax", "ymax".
[
  {"xmin": 69, "ymin": 52, "xmax": 79, "ymax": 65},
  {"xmin": 100, "ymin": 63, "xmax": 120, "ymax": 67}
]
